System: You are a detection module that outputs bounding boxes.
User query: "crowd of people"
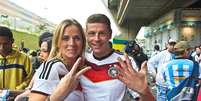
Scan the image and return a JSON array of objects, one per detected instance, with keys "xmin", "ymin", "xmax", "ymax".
[{"xmin": 0, "ymin": 13, "xmax": 201, "ymax": 101}]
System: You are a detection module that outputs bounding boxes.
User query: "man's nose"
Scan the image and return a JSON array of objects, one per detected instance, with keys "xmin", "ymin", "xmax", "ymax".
[
  {"xmin": 0, "ymin": 44, "xmax": 4, "ymax": 50},
  {"xmin": 94, "ymin": 33, "xmax": 100, "ymax": 40}
]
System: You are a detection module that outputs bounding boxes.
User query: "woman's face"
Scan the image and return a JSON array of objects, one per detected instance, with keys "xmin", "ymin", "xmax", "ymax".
[
  {"xmin": 59, "ymin": 25, "xmax": 83, "ymax": 61},
  {"xmin": 39, "ymin": 41, "xmax": 49, "ymax": 62}
]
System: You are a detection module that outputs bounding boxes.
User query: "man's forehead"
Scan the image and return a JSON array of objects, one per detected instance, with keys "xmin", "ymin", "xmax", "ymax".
[
  {"xmin": 86, "ymin": 23, "xmax": 109, "ymax": 31},
  {"xmin": 87, "ymin": 23, "xmax": 108, "ymax": 27}
]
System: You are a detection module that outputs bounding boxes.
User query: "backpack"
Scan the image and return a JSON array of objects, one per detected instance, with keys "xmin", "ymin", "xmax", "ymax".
[{"xmin": 166, "ymin": 61, "xmax": 200, "ymax": 101}]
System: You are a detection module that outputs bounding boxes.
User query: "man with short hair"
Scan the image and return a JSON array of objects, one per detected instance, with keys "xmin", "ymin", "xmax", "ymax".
[
  {"xmin": 48, "ymin": 14, "xmax": 155, "ymax": 101},
  {"xmin": 147, "ymin": 38, "xmax": 176, "ymax": 101},
  {"xmin": 80, "ymin": 14, "xmax": 151, "ymax": 101},
  {"xmin": 0, "ymin": 26, "xmax": 32, "ymax": 90},
  {"xmin": 191, "ymin": 46, "xmax": 201, "ymax": 62},
  {"xmin": 130, "ymin": 43, "xmax": 148, "ymax": 70}
]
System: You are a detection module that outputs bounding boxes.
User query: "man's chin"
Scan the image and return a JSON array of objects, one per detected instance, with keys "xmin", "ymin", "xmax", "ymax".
[{"xmin": 92, "ymin": 49, "xmax": 103, "ymax": 54}]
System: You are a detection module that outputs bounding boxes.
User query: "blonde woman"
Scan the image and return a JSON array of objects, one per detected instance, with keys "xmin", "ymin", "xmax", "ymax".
[{"xmin": 28, "ymin": 19, "xmax": 90, "ymax": 101}]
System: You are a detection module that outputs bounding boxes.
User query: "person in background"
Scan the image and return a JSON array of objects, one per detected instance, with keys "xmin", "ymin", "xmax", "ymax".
[
  {"xmin": 147, "ymin": 38, "xmax": 176, "ymax": 101},
  {"xmin": 149, "ymin": 44, "xmax": 160, "ymax": 84},
  {"xmin": 29, "ymin": 19, "xmax": 89, "ymax": 101},
  {"xmin": 14, "ymin": 32, "xmax": 53, "ymax": 101},
  {"xmin": 38, "ymin": 32, "xmax": 53, "ymax": 62},
  {"xmin": 190, "ymin": 46, "xmax": 201, "ymax": 62},
  {"xmin": 125, "ymin": 40, "xmax": 136, "ymax": 56},
  {"xmin": 31, "ymin": 32, "xmax": 53, "ymax": 73},
  {"xmin": 21, "ymin": 48, "xmax": 30, "ymax": 54},
  {"xmin": 151, "ymin": 44, "xmax": 160, "ymax": 57},
  {"xmin": 162, "ymin": 41, "xmax": 200, "ymax": 100},
  {"xmin": 19, "ymin": 40, "xmax": 24, "ymax": 52},
  {"xmin": 0, "ymin": 26, "xmax": 32, "ymax": 100},
  {"xmin": 130, "ymin": 43, "xmax": 148, "ymax": 70},
  {"xmin": 0, "ymin": 26, "xmax": 32, "ymax": 90}
]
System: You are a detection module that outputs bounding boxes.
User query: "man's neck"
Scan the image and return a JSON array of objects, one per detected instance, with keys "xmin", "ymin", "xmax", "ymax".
[
  {"xmin": 93, "ymin": 48, "xmax": 114, "ymax": 60},
  {"xmin": 1, "ymin": 51, "xmax": 12, "ymax": 57}
]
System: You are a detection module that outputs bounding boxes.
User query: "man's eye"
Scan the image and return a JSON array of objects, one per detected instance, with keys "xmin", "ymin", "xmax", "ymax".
[
  {"xmin": 99, "ymin": 32, "xmax": 107, "ymax": 36},
  {"xmin": 88, "ymin": 32, "xmax": 95, "ymax": 36}
]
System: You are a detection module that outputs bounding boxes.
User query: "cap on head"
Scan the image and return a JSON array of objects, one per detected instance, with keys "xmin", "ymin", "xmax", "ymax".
[
  {"xmin": 168, "ymin": 39, "xmax": 176, "ymax": 43},
  {"xmin": 168, "ymin": 38, "xmax": 176, "ymax": 44},
  {"xmin": 174, "ymin": 41, "xmax": 190, "ymax": 52}
]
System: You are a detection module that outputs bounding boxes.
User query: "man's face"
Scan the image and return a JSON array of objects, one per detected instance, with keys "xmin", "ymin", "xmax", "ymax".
[
  {"xmin": 86, "ymin": 23, "xmax": 111, "ymax": 57},
  {"xmin": 0, "ymin": 36, "xmax": 13, "ymax": 57},
  {"xmin": 195, "ymin": 47, "xmax": 201, "ymax": 54},
  {"xmin": 167, "ymin": 42, "xmax": 176, "ymax": 53},
  {"xmin": 183, "ymin": 49, "xmax": 191, "ymax": 58},
  {"xmin": 132, "ymin": 44, "xmax": 140, "ymax": 55}
]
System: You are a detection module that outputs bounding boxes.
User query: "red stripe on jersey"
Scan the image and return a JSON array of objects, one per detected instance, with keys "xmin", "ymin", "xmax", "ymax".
[{"xmin": 83, "ymin": 62, "xmax": 120, "ymax": 83}]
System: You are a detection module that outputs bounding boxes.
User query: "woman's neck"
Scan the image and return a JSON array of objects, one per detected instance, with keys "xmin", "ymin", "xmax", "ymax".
[{"xmin": 63, "ymin": 58, "xmax": 77, "ymax": 70}]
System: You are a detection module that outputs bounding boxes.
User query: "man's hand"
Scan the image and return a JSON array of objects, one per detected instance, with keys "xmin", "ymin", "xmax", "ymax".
[
  {"xmin": 116, "ymin": 55, "xmax": 148, "ymax": 94},
  {"xmin": 116, "ymin": 55, "xmax": 155, "ymax": 101}
]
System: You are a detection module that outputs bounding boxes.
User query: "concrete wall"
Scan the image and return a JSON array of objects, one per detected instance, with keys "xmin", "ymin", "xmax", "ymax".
[
  {"xmin": 144, "ymin": 9, "xmax": 201, "ymax": 55},
  {"xmin": 118, "ymin": 18, "xmax": 143, "ymax": 40}
]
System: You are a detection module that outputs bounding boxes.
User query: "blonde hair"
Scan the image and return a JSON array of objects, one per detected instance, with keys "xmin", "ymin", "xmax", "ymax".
[{"xmin": 48, "ymin": 19, "xmax": 86, "ymax": 60}]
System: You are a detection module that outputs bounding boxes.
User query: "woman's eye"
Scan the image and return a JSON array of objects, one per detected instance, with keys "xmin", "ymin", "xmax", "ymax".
[
  {"xmin": 62, "ymin": 36, "xmax": 69, "ymax": 41},
  {"xmin": 73, "ymin": 36, "xmax": 81, "ymax": 40},
  {"xmin": 62, "ymin": 35, "xmax": 82, "ymax": 41}
]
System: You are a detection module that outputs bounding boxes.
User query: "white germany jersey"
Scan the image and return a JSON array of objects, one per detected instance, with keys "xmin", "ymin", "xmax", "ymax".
[
  {"xmin": 80, "ymin": 51, "xmax": 139, "ymax": 101},
  {"xmin": 31, "ymin": 59, "xmax": 84, "ymax": 101}
]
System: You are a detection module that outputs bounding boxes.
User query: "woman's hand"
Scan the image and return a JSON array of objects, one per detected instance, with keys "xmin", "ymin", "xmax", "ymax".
[{"xmin": 50, "ymin": 57, "xmax": 91, "ymax": 101}]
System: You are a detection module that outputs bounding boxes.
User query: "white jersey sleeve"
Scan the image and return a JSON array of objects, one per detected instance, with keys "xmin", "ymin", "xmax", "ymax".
[
  {"xmin": 31, "ymin": 59, "xmax": 67, "ymax": 95},
  {"xmin": 31, "ymin": 59, "xmax": 84, "ymax": 101}
]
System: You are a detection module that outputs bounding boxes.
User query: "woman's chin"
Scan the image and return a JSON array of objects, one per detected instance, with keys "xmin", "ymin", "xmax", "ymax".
[{"xmin": 66, "ymin": 54, "xmax": 79, "ymax": 59}]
